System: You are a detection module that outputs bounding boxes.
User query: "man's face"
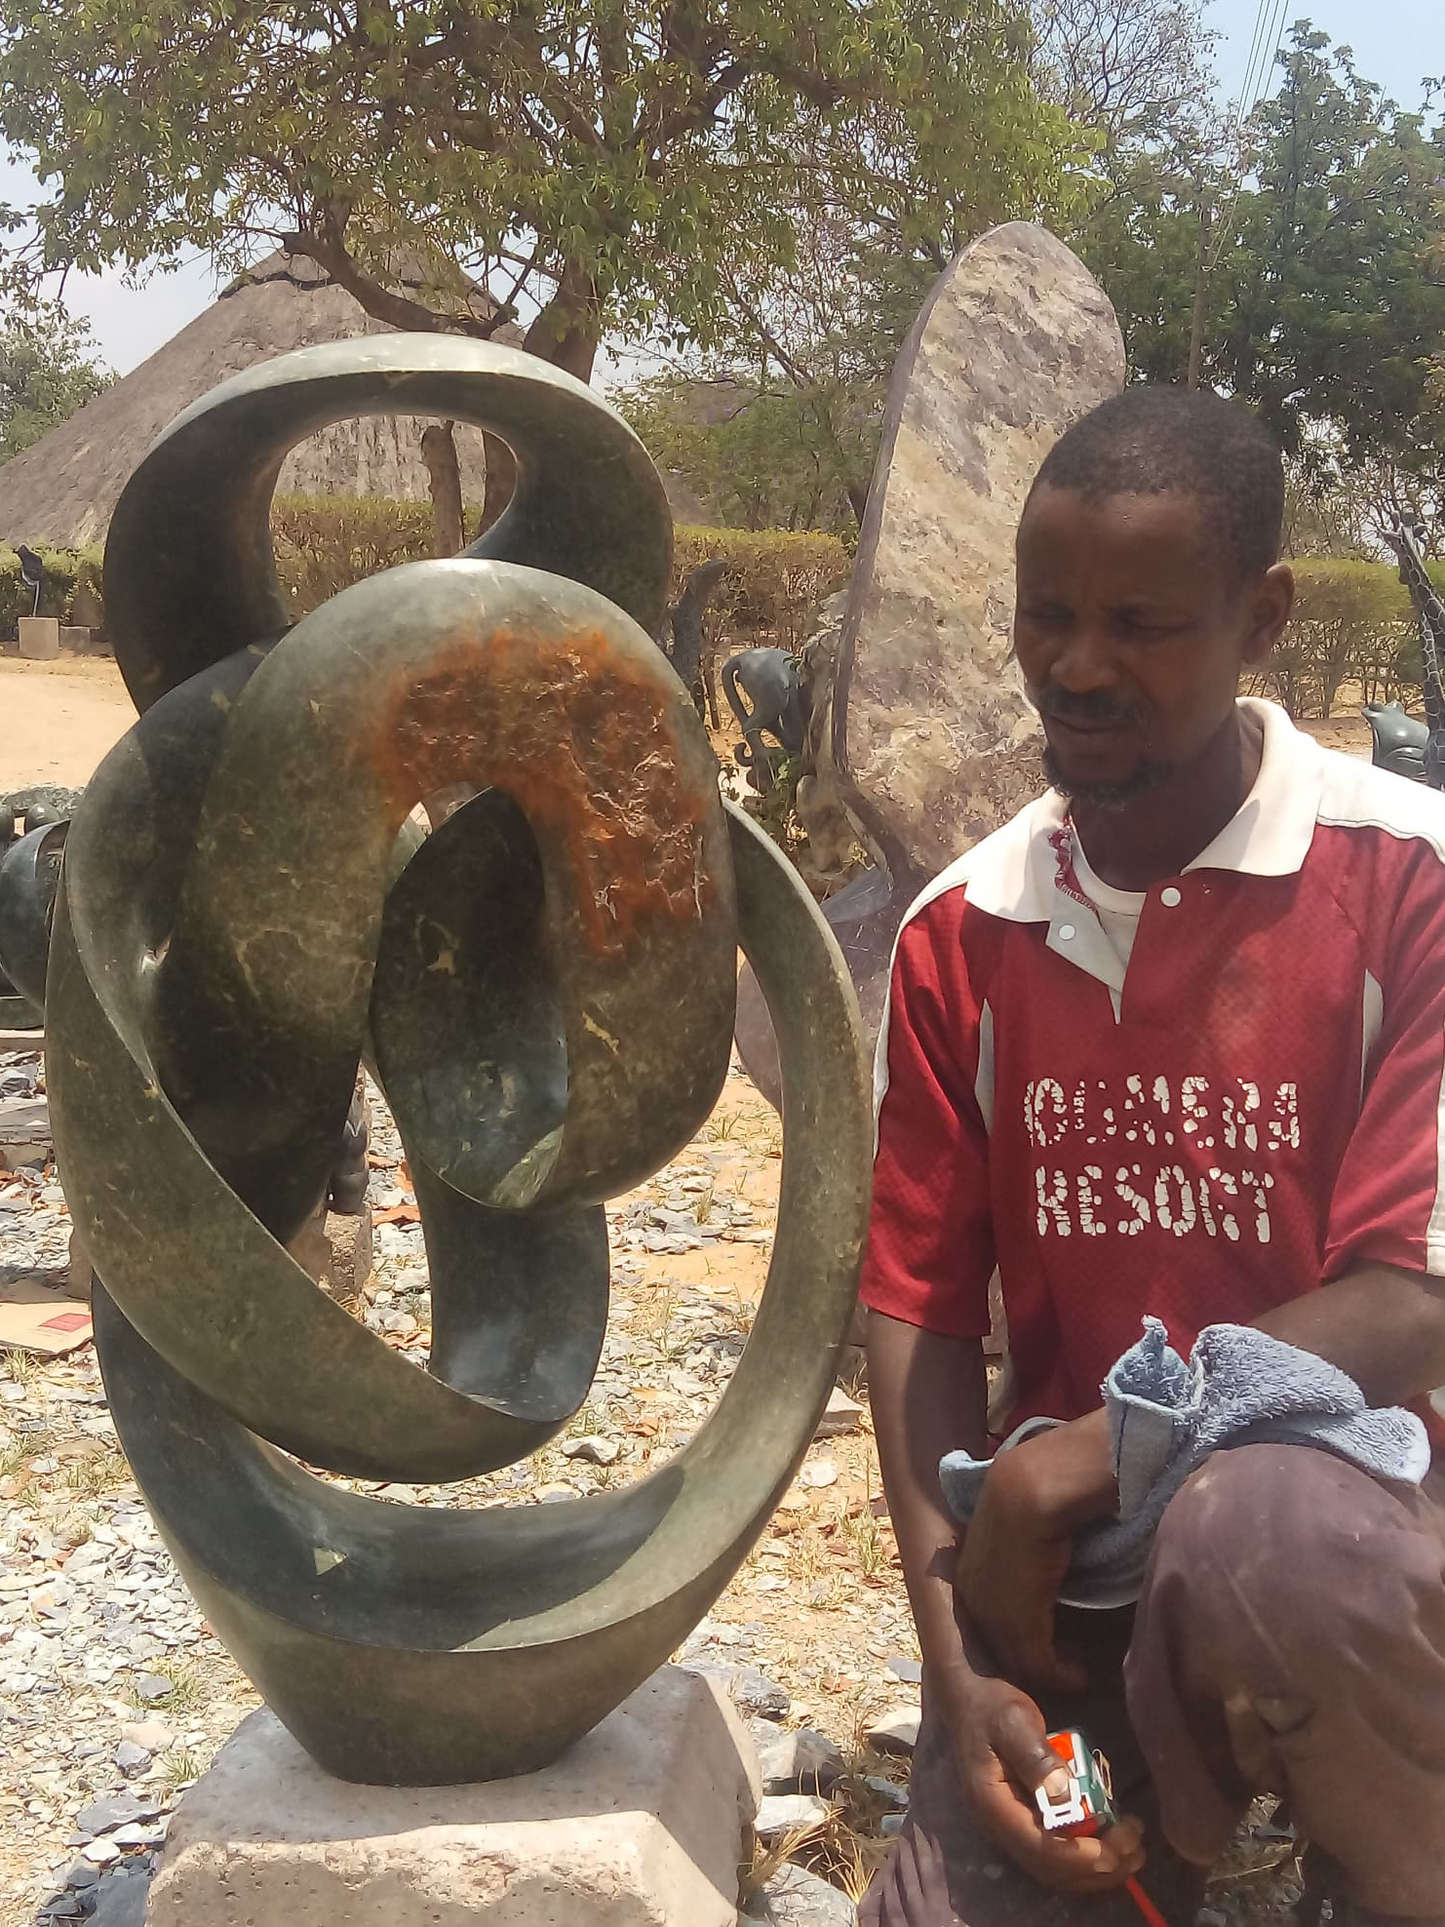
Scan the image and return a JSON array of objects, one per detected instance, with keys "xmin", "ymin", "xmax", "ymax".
[{"xmin": 1013, "ymin": 485, "xmax": 1289, "ymax": 809}]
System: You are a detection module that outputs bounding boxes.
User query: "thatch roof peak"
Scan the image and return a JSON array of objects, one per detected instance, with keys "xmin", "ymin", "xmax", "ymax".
[{"xmin": 0, "ymin": 248, "xmax": 504, "ymax": 549}]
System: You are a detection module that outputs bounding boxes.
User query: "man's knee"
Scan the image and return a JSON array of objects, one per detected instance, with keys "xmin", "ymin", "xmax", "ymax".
[{"xmin": 1149, "ymin": 1442, "xmax": 1432, "ymax": 1644}]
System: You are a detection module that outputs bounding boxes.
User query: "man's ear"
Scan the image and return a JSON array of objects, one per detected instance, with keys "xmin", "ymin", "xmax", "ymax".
[{"xmin": 1243, "ymin": 562, "xmax": 1295, "ymax": 666}]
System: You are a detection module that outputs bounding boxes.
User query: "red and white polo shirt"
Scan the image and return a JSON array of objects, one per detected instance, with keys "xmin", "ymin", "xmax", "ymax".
[{"xmin": 861, "ymin": 699, "xmax": 1445, "ymax": 1431}]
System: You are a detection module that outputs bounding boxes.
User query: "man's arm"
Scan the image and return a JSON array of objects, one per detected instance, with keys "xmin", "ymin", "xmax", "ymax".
[
  {"xmin": 1255, "ymin": 1261, "xmax": 1445, "ymax": 1404},
  {"xmin": 869, "ymin": 1310, "xmax": 1146, "ymax": 1892},
  {"xmin": 960, "ymin": 1260, "xmax": 1445, "ymax": 1691},
  {"xmin": 866, "ymin": 1313, "xmax": 986, "ymax": 1696},
  {"xmin": 862, "ymin": 903, "xmax": 1146, "ymax": 1889}
]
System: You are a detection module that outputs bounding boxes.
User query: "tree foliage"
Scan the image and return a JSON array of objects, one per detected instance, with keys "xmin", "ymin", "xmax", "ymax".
[
  {"xmin": 1082, "ymin": 26, "xmax": 1445, "ymax": 495},
  {"xmin": 1032, "ymin": 0, "xmax": 1216, "ymax": 157},
  {"xmin": 1246, "ymin": 555, "xmax": 1445, "ymax": 718},
  {"xmin": 0, "ymin": 303, "xmax": 111, "ymax": 464},
  {"xmin": 0, "ymin": 0, "xmax": 1073, "ymax": 383},
  {"xmin": 615, "ymin": 0, "xmax": 1217, "ymax": 532}
]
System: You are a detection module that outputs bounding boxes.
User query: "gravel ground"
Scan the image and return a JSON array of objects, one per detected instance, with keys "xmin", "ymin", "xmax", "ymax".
[{"xmin": 1, "ymin": 1050, "xmax": 1306, "ymax": 1927}]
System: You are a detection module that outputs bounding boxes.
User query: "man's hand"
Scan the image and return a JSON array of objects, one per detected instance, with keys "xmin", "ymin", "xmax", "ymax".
[
  {"xmin": 942, "ymin": 1670, "xmax": 1145, "ymax": 1892},
  {"xmin": 956, "ymin": 1411, "xmax": 1117, "ymax": 1692}
]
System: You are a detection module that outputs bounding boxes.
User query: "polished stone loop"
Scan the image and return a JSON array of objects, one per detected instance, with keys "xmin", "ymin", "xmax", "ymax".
[{"xmin": 47, "ymin": 337, "xmax": 872, "ymax": 1785}]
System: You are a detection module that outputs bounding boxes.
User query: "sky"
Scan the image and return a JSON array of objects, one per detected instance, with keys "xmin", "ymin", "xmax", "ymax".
[
  {"xmin": 2, "ymin": 1, "xmax": 1438, "ymax": 378},
  {"xmin": 1209, "ymin": 0, "xmax": 1436, "ymax": 120}
]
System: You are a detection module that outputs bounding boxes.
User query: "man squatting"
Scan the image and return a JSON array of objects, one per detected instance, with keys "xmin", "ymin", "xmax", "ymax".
[{"xmin": 860, "ymin": 389, "xmax": 1445, "ymax": 1926}]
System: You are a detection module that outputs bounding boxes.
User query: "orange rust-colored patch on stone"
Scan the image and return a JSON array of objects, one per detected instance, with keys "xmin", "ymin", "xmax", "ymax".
[{"xmin": 363, "ymin": 624, "xmax": 721, "ymax": 955}]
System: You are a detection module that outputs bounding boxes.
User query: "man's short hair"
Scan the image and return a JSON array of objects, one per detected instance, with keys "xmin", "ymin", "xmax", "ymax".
[{"xmin": 1028, "ymin": 387, "xmax": 1285, "ymax": 580}]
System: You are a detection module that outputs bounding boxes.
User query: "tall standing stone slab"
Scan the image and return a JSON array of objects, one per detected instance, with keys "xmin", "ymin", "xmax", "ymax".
[
  {"xmin": 737, "ymin": 226, "xmax": 1123, "ymax": 1110},
  {"xmin": 834, "ymin": 222, "xmax": 1125, "ymax": 888}
]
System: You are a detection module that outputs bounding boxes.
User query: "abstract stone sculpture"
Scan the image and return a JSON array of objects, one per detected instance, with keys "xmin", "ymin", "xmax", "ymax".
[
  {"xmin": 659, "ymin": 554, "xmax": 730, "ymax": 717},
  {"xmin": 0, "ymin": 791, "xmax": 76, "ymax": 1024},
  {"xmin": 47, "ymin": 337, "xmax": 871, "ymax": 1786}
]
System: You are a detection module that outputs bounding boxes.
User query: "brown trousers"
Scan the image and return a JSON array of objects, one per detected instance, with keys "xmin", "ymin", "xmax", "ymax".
[{"xmin": 861, "ymin": 1446, "xmax": 1445, "ymax": 1925}]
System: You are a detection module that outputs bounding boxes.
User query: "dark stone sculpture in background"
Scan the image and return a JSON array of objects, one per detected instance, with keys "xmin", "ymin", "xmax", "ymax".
[
  {"xmin": 722, "ymin": 646, "xmax": 807, "ymax": 792},
  {"xmin": 0, "ymin": 789, "xmax": 80, "ymax": 1025},
  {"xmin": 1363, "ymin": 700, "xmax": 1430, "ymax": 782},
  {"xmin": 48, "ymin": 337, "xmax": 871, "ymax": 1787},
  {"xmin": 17, "ymin": 542, "xmax": 45, "ymax": 617},
  {"xmin": 658, "ymin": 555, "xmax": 729, "ymax": 721},
  {"xmin": 1383, "ymin": 518, "xmax": 1445, "ymax": 789}
]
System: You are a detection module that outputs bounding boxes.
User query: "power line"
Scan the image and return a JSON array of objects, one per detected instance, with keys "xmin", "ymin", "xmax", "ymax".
[
  {"xmin": 1205, "ymin": 0, "xmax": 1291, "ymax": 272},
  {"xmin": 1230, "ymin": 0, "xmax": 1275, "ymax": 143}
]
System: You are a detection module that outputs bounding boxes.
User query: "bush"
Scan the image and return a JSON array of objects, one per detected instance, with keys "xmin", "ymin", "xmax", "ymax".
[
  {"xmin": 270, "ymin": 495, "xmax": 435, "ymax": 619},
  {"xmin": 0, "ymin": 543, "xmax": 104, "ymax": 636},
  {"xmin": 270, "ymin": 500, "xmax": 852, "ymax": 656},
  {"xmin": 672, "ymin": 525, "xmax": 851, "ymax": 655},
  {"xmin": 3, "ymin": 506, "xmax": 853, "ymax": 661},
  {"xmin": 1247, "ymin": 556, "xmax": 1445, "ymax": 720}
]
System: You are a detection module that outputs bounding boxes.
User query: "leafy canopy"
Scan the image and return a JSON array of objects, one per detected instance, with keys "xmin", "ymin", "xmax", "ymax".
[
  {"xmin": 0, "ymin": 302, "xmax": 111, "ymax": 464},
  {"xmin": 1081, "ymin": 25, "xmax": 1445, "ymax": 490},
  {"xmin": 0, "ymin": 0, "xmax": 1076, "ymax": 377}
]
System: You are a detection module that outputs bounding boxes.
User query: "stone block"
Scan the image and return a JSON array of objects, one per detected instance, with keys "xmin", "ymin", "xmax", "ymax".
[
  {"xmin": 285, "ymin": 1205, "xmax": 373, "ymax": 1308},
  {"xmin": 755, "ymin": 1792, "xmax": 833, "ymax": 1841},
  {"xmin": 0, "ymin": 1093, "xmax": 51, "ymax": 1174},
  {"xmin": 748, "ymin": 1862, "xmax": 857, "ymax": 1925},
  {"xmin": 144, "ymin": 1666, "xmax": 761, "ymax": 1927},
  {"xmin": 60, "ymin": 625, "xmax": 91, "ymax": 654},
  {"xmin": 18, "ymin": 617, "xmax": 60, "ymax": 660},
  {"xmin": 864, "ymin": 1704, "xmax": 921, "ymax": 1759},
  {"xmin": 755, "ymin": 1726, "xmax": 847, "ymax": 1796}
]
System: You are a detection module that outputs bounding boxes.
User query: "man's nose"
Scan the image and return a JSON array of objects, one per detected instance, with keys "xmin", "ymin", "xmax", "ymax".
[{"xmin": 1049, "ymin": 621, "xmax": 1119, "ymax": 693}]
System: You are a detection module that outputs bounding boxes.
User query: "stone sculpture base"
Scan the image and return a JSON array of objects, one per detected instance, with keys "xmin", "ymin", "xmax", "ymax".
[
  {"xmin": 18, "ymin": 616, "xmax": 60, "ymax": 660},
  {"xmin": 144, "ymin": 1667, "xmax": 760, "ymax": 1927}
]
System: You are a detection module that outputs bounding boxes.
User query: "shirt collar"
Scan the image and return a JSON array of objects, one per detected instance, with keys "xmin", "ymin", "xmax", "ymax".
[
  {"xmin": 1181, "ymin": 698, "xmax": 1323, "ymax": 877},
  {"xmin": 959, "ymin": 697, "xmax": 1324, "ymax": 933},
  {"xmin": 1043, "ymin": 697, "xmax": 1323, "ymax": 883}
]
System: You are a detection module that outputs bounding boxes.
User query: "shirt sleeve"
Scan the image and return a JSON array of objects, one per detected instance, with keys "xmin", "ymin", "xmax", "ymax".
[
  {"xmin": 1323, "ymin": 843, "xmax": 1445, "ymax": 1280},
  {"xmin": 858, "ymin": 894, "xmax": 996, "ymax": 1335}
]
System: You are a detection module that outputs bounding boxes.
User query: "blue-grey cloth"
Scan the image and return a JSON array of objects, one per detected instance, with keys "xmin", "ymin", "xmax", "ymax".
[{"xmin": 939, "ymin": 1317, "xmax": 1432, "ymax": 1610}]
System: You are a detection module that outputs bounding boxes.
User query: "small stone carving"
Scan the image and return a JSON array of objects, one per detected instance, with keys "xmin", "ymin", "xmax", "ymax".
[
  {"xmin": 0, "ymin": 801, "xmax": 71, "ymax": 1022},
  {"xmin": 658, "ymin": 555, "xmax": 730, "ymax": 720},
  {"xmin": 722, "ymin": 647, "xmax": 807, "ymax": 792}
]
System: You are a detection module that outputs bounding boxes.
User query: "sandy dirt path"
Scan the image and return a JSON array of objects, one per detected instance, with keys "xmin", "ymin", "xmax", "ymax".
[{"xmin": 0, "ymin": 659, "xmax": 134, "ymax": 792}]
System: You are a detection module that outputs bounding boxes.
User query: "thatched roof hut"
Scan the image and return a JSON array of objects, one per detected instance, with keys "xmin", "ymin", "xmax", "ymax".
[{"xmin": 0, "ymin": 252, "xmax": 503, "ymax": 548}]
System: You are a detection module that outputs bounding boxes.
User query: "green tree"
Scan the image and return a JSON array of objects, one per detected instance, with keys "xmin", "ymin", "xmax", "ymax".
[
  {"xmin": 1082, "ymin": 25, "xmax": 1445, "ymax": 495},
  {"xmin": 0, "ymin": 0, "xmax": 1072, "ymax": 390},
  {"xmin": 616, "ymin": 212, "xmax": 922, "ymax": 533},
  {"xmin": 0, "ymin": 303, "xmax": 111, "ymax": 464},
  {"xmin": 628, "ymin": 0, "xmax": 1216, "ymax": 536},
  {"xmin": 1032, "ymin": 0, "xmax": 1216, "ymax": 159}
]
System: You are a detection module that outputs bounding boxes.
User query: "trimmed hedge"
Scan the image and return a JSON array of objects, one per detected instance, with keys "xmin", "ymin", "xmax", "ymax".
[
  {"xmin": 270, "ymin": 495, "xmax": 435, "ymax": 618},
  {"xmin": 0, "ymin": 543, "xmax": 105, "ymax": 634},
  {"xmin": 268, "ymin": 497, "xmax": 853, "ymax": 652},
  {"xmin": 1247, "ymin": 556, "xmax": 1445, "ymax": 719},
  {"xmin": 20, "ymin": 508, "xmax": 1439, "ymax": 734},
  {"xmin": 672, "ymin": 525, "xmax": 851, "ymax": 655}
]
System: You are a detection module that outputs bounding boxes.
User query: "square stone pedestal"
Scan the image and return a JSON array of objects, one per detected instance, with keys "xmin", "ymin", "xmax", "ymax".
[
  {"xmin": 144, "ymin": 1666, "xmax": 760, "ymax": 1926},
  {"xmin": 18, "ymin": 617, "xmax": 60, "ymax": 660}
]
